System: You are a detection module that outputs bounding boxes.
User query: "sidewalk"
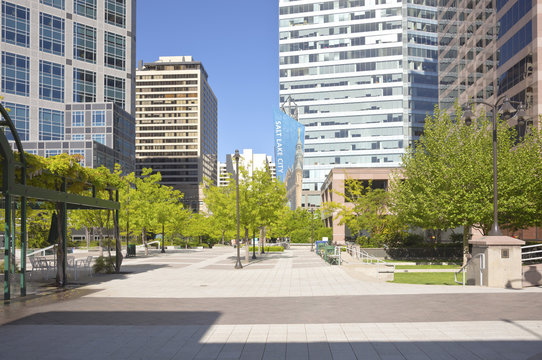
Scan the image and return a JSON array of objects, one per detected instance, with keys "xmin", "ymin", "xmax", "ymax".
[{"xmin": 1, "ymin": 247, "xmax": 542, "ymax": 359}]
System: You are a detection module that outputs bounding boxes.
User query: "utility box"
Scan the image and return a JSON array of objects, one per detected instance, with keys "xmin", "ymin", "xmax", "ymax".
[{"xmin": 468, "ymin": 236, "xmax": 524, "ymax": 288}]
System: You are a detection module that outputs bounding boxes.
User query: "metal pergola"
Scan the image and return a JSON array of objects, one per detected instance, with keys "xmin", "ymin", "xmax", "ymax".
[{"xmin": 0, "ymin": 103, "xmax": 120, "ymax": 302}]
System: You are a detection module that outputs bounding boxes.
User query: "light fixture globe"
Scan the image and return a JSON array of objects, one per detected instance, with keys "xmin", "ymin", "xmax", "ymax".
[
  {"xmin": 462, "ymin": 107, "xmax": 475, "ymax": 126},
  {"xmin": 515, "ymin": 103, "xmax": 528, "ymax": 126},
  {"xmin": 499, "ymin": 98, "xmax": 516, "ymax": 120}
]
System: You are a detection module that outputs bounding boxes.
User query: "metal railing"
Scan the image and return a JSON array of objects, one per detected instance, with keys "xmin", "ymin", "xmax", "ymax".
[
  {"xmin": 345, "ymin": 244, "xmax": 395, "ymax": 273},
  {"xmin": 455, "ymin": 253, "xmax": 485, "ymax": 286},
  {"xmin": 27, "ymin": 244, "xmax": 56, "ymax": 258},
  {"xmin": 521, "ymin": 243, "xmax": 542, "ymax": 263},
  {"xmin": 136, "ymin": 240, "xmax": 161, "ymax": 249}
]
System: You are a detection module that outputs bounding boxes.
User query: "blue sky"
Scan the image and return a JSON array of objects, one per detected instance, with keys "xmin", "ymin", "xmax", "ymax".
[{"xmin": 136, "ymin": 0, "xmax": 279, "ymax": 161}]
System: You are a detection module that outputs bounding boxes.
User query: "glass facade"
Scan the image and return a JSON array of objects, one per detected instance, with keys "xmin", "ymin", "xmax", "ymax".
[
  {"xmin": 1, "ymin": 51, "xmax": 29, "ymax": 96},
  {"xmin": 39, "ymin": 60, "xmax": 64, "ymax": 102},
  {"xmin": 92, "ymin": 133, "xmax": 105, "ymax": 144},
  {"xmin": 72, "ymin": 110, "xmax": 85, "ymax": 126},
  {"xmin": 105, "ymin": 0, "xmax": 126, "ymax": 28},
  {"xmin": 92, "ymin": 110, "xmax": 105, "ymax": 126},
  {"xmin": 74, "ymin": 0, "xmax": 97, "ymax": 20},
  {"xmin": 73, "ymin": 22, "xmax": 96, "ymax": 63},
  {"xmin": 1, "ymin": 1, "xmax": 30, "ymax": 48},
  {"xmin": 104, "ymin": 75, "xmax": 125, "ymax": 109},
  {"xmin": 279, "ymin": 0, "xmax": 438, "ymax": 192},
  {"xmin": 39, "ymin": 108, "xmax": 64, "ymax": 140},
  {"xmin": 3, "ymin": 102, "xmax": 29, "ymax": 141},
  {"xmin": 40, "ymin": 0, "xmax": 64, "ymax": 10},
  {"xmin": 439, "ymin": 0, "xmax": 536, "ymax": 116},
  {"xmin": 73, "ymin": 68, "xmax": 96, "ymax": 102},
  {"xmin": 39, "ymin": 12, "xmax": 65, "ymax": 56},
  {"xmin": 104, "ymin": 31, "xmax": 125, "ymax": 70}
]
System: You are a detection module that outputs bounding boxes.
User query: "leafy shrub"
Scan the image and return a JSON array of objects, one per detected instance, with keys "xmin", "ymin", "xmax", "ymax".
[
  {"xmin": 93, "ymin": 256, "xmax": 115, "ymax": 274},
  {"xmin": 248, "ymin": 246, "xmax": 284, "ymax": 252}
]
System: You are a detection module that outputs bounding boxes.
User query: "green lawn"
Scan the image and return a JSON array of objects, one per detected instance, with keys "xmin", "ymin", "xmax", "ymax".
[
  {"xmin": 390, "ymin": 272, "xmax": 460, "ymax": 285},
  {"xmin": 395, "ymin": 264, "xmax": 460, "ymax": 269}
]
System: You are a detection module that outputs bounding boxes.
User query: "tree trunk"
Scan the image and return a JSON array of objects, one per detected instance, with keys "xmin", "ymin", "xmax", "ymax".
[
  {"xmin": 258, "ymin": 227, "xmax": 263, "ymax": 255},
  {"xmin": 263, "ymin": 227, "xmax": 267, "ymax": 252},
  {"xmin": 463, "ymin": 225, "xmax": 470, "ymax": 266},
  {"xmin": 221, "ymin": 230, "xmax": 225, "ymax": 245},
  {"xmin": 245, "ymin": 227, "xmax": 249, "ymax": 262},
  {"xmin": 54, "ymin": 206, "xmax": 65, "ymax": 286},
  {"xmin": 143, "ymin": 228, "xmax": 148, "ymax": 255},
  {"xmin": 85, "ymin": 227, "xmax": 90, "ymax": 249}
]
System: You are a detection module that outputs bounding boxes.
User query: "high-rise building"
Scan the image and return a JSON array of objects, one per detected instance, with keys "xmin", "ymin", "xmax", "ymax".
[
  {"xmin": 279, "ymin": 0, "xmax": 439, "ymax": 205},
  {"xmin": 438, "ymin": 0, "xmax": 540, "ymax": 123},
  {"xmin": 135, "ymin": 56, "xmax": 218, "ymax": 211},
  {"xmin": 0, "ymin": 0, "xmax": 136, "ymax": 172},
  {"xmin": 218, "ymin": 149, "xmax": 276, "ymax": 187}
]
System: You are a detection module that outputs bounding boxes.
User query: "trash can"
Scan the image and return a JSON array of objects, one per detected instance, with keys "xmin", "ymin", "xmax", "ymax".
[{"xmin": 127, "ymin": 244, "xmax": 136, "ymax": 257}]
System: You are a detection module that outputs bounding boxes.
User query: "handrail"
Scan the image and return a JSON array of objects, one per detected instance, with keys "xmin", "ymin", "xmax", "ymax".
[
  {"xmin": 27, "ymin": 244, "xmax": 56, "ymax": 257},
  {"xmin": 345, "ymin": 244, "xmax": 395, "ymax": 272},
  {"xmin": 136, "ymin": 240, "xmax": 160, "ymax": 248},
  {"xmin": 455, "ymin": 253, "xmax": 485, "ymax": 286},
  {"xmin": 522, "ymin": 243, "xmax": 542, "ymax": 263}
]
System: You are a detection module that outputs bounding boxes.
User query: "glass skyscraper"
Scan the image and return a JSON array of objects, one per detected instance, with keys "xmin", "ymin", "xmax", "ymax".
[
  {"xmin": 279, "ymin": 0, "xmax": 438, "ymax": 205},
  {"xmin": 438, "ymin": 0, "xmax": 539, "ymax": 123},
  {"xmin": 0, "ymin": 0, "xmax": 136, "ymax": 172}
]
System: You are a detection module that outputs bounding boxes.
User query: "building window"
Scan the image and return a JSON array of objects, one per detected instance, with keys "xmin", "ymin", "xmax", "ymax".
[
  {"xmin": 1, "ymin": 52, "xmax": 29, "ymax": 96},
  {"xmin": 2, "ymin": 102, "xmax": 29, "ymax": 141},
  {"xmin": 69, "ymin": 149, "xmax": 85, "ymax": 164},
  {"xmin": 39, "ymin": 12, "xmax": 64, "ymax": 56},
  {"xmin": 71, "ymin": 134, "xmax": 84, "ymax": 140},
  {"xmin": 105, "ymin": 0, "xmax": 125, "ymax": 28},
  {"xmin": 72, "ymin": 110, "xmax": 85, "ymax": 126},
  {"xmin": 1, "ymin": 1, "xmax": 30, "ymax": 48},
  {"xmin": 104, "ymin": 31, "xmax": 125, "ymax": 70},
  {"xmin": 39, "ymin": 108, "xmax": 64, "ymax": 140},
  {"xmin": 92, "ymin": 110, "xmax": 105, "ymax": 126},
  {"xmin": 45, "ymin": 149, "xmax": 62, "ymax": 157},
  {"xmin": 40, "ymin": 0, "xmax": 64, "ymax": 10},
  {"xmin": 74, "ymin": 0, "xmax": 96, "ymax": 19},
  {"xmin": 104, "ymin": 75, "xmax": 125, "ymax": 109},
  {"xmin": 73, "ymin": 68, "xmax": 96, "ymax": 102},
  {"xmin": 92, "ymin": 133, "xmax": 105, "ymax": 144},
  {"xmin": 39, "ymin": 60, "xmax": 64, "ymax": 102},
  {"xmin": 73, "ymin": 23, "xmax": 96, "ymax": 63}
]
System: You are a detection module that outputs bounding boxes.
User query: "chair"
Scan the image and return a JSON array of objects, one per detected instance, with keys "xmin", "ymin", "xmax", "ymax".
[{"xmin": 77, "ymin": 256, "xmax": 93, "ymax": 277}]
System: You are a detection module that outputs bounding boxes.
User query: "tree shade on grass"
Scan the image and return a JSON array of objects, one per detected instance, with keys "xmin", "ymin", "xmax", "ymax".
[{"xmin": 390, "ymin": 272, "xmax": 460, "ymax": 285}]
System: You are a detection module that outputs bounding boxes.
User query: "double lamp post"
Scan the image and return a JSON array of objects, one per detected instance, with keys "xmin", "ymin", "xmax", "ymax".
[{"xmin": 462, "ymin": 96, "xmax": 529, "ymax": 236}]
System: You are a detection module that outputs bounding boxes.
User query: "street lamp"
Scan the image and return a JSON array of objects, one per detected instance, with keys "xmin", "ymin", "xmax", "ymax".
[
  {"xmin": 462, "ymin": 96, "xmax": 529, "ymax": 236},
  {"xmin": 309, "ymin": 205, "xmax": 315, "ymax": 252},
  {"xmin": 234, "ymin": 150, "xmax": 243, "ymax": 269}
]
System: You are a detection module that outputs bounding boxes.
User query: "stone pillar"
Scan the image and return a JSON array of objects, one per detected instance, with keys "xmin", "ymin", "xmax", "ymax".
[{"xmin": 467, "ymin": 236, "xmax": 525, "ymax": 289}]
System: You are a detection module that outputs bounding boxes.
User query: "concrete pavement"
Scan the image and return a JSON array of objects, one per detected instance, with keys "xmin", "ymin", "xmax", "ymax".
[{"xmin": 2, "ymin": 247, "xmax": 542, "ymax": 359}]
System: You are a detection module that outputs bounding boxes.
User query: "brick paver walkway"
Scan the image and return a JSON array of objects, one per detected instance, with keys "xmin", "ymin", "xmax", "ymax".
[{"xmin": 2, "ymin": 247, "xmax": 542, "ymax": 359}]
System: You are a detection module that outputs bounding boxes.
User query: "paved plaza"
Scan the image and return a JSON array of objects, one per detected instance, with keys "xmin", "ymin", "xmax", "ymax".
[{"xmin": 2, "ymin": 247, "xmax": 542, "ymax": 359}]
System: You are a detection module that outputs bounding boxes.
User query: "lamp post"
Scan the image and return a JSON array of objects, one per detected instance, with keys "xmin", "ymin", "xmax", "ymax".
[
  {"xmin": 462, "ymin": 96, "xmax": 529, "ymax": 236},
  {"xmin": 234, "ymin": 150, "xmax": 243, "ymax": 269},
  {"xmin": 309, "ymin": 206, "xmax": 315, "ymax": 252}
]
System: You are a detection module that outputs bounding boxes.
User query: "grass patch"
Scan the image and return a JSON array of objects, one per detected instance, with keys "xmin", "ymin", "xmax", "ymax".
[
  {"xmin": 390, "ymin": 272, "xmax": 459, "ymax": 285},
  {"xmin": 395, "ymin": 264, "xmax": 460, "ymax": 269}
]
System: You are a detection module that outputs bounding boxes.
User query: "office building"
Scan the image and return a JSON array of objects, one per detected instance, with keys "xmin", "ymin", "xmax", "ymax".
[
  {"xmin": 279, "ymin": 0, "xmax": 439, "ymax": 205},
  {"xmin": 135, "ymin": 56, "xmax": 218, "ymax": 211},
  {"xmin": 0, "ymin": 0, "xmax": 136, "ymax": 172},
  {"xmin": 438, "ymin": 0, "xmax": 540, "ymax": 122},
  {"xmin": 219, "ymin": 149, "xmax": 276, "ymax": 187}
]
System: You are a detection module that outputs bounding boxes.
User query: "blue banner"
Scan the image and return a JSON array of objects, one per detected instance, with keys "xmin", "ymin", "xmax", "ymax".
[{"xmin": 274, "ymin": 109, "xmax": 304, "ymax": 182}]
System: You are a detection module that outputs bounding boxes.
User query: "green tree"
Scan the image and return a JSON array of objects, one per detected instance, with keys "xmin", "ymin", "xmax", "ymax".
[
  {"xmin": 392, "ymin": 106, "xmax": 542, "ymax": 264},
  {"xmin": 323, "ymin": 179, "xmax": 399, "ymax": 247}
]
